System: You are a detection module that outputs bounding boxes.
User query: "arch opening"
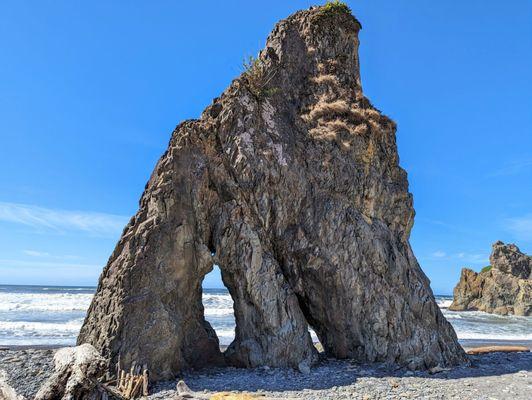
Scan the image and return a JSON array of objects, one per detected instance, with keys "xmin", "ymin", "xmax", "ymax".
[
  {"xmin": 202, "ymin": 264, "xmax": 236, "ymax": 352},
  {"xmin": 292, "ymin": 293, "xmax": 325, "ymax": 355},
  {"xmin": 202, "ymin": 264, "xmax": 324, "ymax": 358}
]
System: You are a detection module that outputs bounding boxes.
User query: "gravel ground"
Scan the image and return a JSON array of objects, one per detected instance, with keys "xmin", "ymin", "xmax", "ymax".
[
  {"xmin": 0, "ymin": 349, "xmax": 55, "ymax": 399},
  {"xmin": 0, "ymin": 349, "xmax": 530, "ymax": 399}
]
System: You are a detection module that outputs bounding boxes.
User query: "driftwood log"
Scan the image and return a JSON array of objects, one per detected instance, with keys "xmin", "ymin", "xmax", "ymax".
[
  {"xmin": 466, "ymin": 345, "xmax": 530, "ymax": 355},
  {"xmin": 32, "ymin": 344, "xmax": 149, "ymax": 400}
]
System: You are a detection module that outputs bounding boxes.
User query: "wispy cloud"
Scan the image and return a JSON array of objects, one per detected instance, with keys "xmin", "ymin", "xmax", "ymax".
[
  {"xmin": 504, "ymin": 214, "xmax": 532, "ymax": 242},
  {"xmin": 455, "ymin": 252, "xmax": 487, "ymax": 264},
  {"xmin": 418, "ymin": 218, "xmax": 477, "ymax": 235},
  {"xmin": 23, "ymin": 250, "xmax": 50, "ymax": 257},
  {"xmin": 0, "ymin": 259, "xmax": 101, "ymax": 269},
  {"xmin": 489, "ymin": 158, "xmax": 532, "ymax": 177},
  {"xmin": 421, "ymin": 250, "xmax": 487, "ymax": 265},
  {"xmin": 23, "ymin": 250, "xmax": 80, "ymax": 260},
  {"xmin": 0, "ymin": 202, "xmax": 128, "ymax": 237},
  {"xmin": 420, "ymin": 219, "xmax": 456, "ymax": 229}
]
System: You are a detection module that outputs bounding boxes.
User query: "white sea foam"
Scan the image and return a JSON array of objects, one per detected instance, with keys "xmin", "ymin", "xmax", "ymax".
[
  {"xmin": 0, "ymin": 292, "xmax": 93, "ymax": 312},
  {"xmin": 204, "ymin": 308, "xmax": 234, "ymax": 317},
  {"xmin": 213, "ymin": 328, "xmax": 236, "ymax": 343},
  {"xmin": 0, "ymin": 319, "xmax": 84, "ymax": 334},
  {"xmin": 436, "ymin": 299, "xmax": 453, "ymax": 309},
  {"xmin": 456, "ymin": 331, "xmax": 532, "ymax": 341},
  {"xmin": 0, "ymin": 288, "xmax": 530, "ymax": 346}
]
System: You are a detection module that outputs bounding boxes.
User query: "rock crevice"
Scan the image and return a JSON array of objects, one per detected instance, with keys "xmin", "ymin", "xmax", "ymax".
[{"xmin": 78, "ymin": 5, "xmax": 466, "ymax": 380}]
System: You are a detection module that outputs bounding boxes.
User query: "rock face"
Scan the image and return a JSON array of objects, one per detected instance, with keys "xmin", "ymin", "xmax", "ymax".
[
  {"xmin": 34, "ymin": 344, "xmax": 106, "ymax": 400},
  {"xmin": 78, "ymin": 5, "xmax": 466, "ymax": 380},
  {"xmin": 450, "ymin": 241, "xmax": 531, "ymax": 316}
]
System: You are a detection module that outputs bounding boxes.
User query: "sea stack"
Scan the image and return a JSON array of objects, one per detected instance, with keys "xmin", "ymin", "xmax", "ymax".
[
  {"xmin": 78, "ymin": 4, "xmax": 466, "ymax": 380},
  {"xmin": 450, "ymin": 241, "xmax": 532, "ymax": 316}
]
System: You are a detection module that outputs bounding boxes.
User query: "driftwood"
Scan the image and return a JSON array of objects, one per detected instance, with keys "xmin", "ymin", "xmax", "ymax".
[
  {"xmin": 466, "ymin": 345, "xmax": 530, "ymax": 355},
  {"xmin": 30, "ymin": 344, "xmax": 149, "ymax": 400},
  {"xmin": 96, "ymin": 360, "xmax": 149, "ymax": 399},
  {"xmin": 35, "ymin": 344, "xmax": 107, "ymax": 400}
]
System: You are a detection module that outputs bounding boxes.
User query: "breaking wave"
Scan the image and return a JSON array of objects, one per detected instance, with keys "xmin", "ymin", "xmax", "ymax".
[{"xmin": 0, "ymin": 286, "xmax": 530, "ymax": 346}]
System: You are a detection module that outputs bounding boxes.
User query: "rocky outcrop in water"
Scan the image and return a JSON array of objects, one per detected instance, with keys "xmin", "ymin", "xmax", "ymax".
[
  {"xmin": 78, "ymin": 4, "xmax": 466, "ymax": 380},
  {"xmin": 450, "ymin": 241, "xmax": 531, "ymax": 316}
]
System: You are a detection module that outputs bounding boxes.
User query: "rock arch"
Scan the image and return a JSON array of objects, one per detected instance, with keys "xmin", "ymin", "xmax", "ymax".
[{"xmin": 78, "ymin": 5, "xmax": 467, "ymax": 380}]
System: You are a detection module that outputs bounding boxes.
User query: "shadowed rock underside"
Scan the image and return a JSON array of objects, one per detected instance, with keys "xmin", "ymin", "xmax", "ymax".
[
  {"xmin": 78, "ymin": 5, "xmax": 467, "ymax": 380},
  {"xmin": 450, "ymin": 241, "xmax": 531, "ymax": 316}
]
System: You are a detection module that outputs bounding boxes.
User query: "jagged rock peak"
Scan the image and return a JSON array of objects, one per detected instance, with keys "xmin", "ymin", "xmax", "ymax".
[
  {"xmin": 78, "ymin": 4, "xmax": 467, "ymax": 380},
  {"xmin": 491, "ymin": 241, "xmax": 531, "ymax": 279},
  {"xmin": 450, "ymin": 241, "xmax": 531, "ymax": 316}
]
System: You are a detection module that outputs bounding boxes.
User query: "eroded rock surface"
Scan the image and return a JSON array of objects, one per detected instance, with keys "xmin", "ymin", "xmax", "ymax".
[
  {"xmin": 78, "ymin": 5, "xmax": 466, "ymax": 380},
  {"xmin": 450, "ymin": 241, "xmax": 532, "ymax": 316}
]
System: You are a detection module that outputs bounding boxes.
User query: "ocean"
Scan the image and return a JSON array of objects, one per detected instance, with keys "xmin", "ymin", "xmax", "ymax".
[{"xmin": 0, "ymin": 285, "xmax": 530, "ymax": 347}]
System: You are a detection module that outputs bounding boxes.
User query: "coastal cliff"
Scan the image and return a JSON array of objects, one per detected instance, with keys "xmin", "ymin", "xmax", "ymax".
[
  {"xmin": 78, "ymin": 4, "xmax": 466, "ymax": 380},
  {"xmin": 450, "ymin": 241, "xmax": 532, "ymax": 316}
]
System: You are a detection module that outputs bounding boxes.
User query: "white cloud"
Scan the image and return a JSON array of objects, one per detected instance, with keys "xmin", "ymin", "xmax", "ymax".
[
  {"xmin": 24, "ymin": 250, "xmax": 50, "ymax": 257},
  {"xmin": 421, "ymin": 251, "xmax": 487, "ymax": 265},
  {"xmin": 0, "ymin": 259, "xmax": 101, "ymax": 269},
  {"xmin": 455, "ymin": 253, "xmax": 487, "ymax": 264},
  {"xmin": 0, "ymin": 202, "xmax": 128, "ymax": 237},
  {"xmin": 505, "ymin": 214, "xmax": 532, "ymax": 242},
  {"xmin": 23, "ymin": 250, "xmax": 80, "ymax": 260}
]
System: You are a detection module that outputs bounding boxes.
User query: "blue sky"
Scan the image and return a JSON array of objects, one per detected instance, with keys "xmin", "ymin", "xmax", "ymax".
[{"xmin": 0, "ymin": 1, "xmax": 530, "ymax": 294}]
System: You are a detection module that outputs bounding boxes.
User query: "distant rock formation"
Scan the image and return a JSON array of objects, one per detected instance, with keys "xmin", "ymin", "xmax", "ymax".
[
  {"xmin": 78, "ymin": 4, "xmax": 466, "ymax": 380},
  {"xmin": 450, "ymin": 241, "xmax": 531, "ymax": 316}
]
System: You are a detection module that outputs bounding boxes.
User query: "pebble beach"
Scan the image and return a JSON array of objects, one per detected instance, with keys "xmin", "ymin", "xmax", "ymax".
[{"xmin": 1, "ymin": 345, "xmax": 530, "ymax": 400}]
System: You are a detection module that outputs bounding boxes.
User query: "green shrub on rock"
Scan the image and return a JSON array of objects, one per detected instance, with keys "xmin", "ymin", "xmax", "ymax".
[
  {"xmin": 321, "ymin": 1, "xmax": 351, "ymax": 16},
  {"xmin": 481, "ymin": 265, "xmax": 493, "ymax": 273}
]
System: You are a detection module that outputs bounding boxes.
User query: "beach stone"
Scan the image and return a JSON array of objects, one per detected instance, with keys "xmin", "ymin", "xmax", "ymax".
[
  {"xmin": 450, "ymin": 241, "xmax": 532, "ymax": 316},
  {"xmin": 34, "ymin": 344, "xmax": 106, "ymax": 400},
  {"xmin": 298, "ymin": 361, "xmax": 311, "ymax": 375},
  {"xmin": 77, "ymin": 4, "xmax": 466, "ymax": 381}
]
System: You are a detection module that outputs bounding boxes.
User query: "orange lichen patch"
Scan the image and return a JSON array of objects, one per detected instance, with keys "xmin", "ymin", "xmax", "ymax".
[
  {"xmin": 363, "ymin": 107, "xmax": 381, "ymax": 119},
  {"xmin": 308, "ymin": 100, "xmax": 351, "ymax": 121},
  {"xmin": 311, "ymin": 74, "xmax": 338, "ymax": 85},
  {"xmin": 326, "ymin": 118, "xmax": 351, "ymax": 133},
  {"xmin": 363, "ymin": 139, "xmax": 377, "ymax": 162},
  {"xmin": 309, "ymin": 126, "xmax": 337, "ymax": 141},
  {"xmin": 353, "ymin": 123, "xmax": 368, "ymax": 135},
  {"xmin": 367, "ymin": 118, "xmax": 382, "ymax": 132},
  {"xmin": 317, "ymin": 60, "xmax": 340, "ymax": 74}
]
